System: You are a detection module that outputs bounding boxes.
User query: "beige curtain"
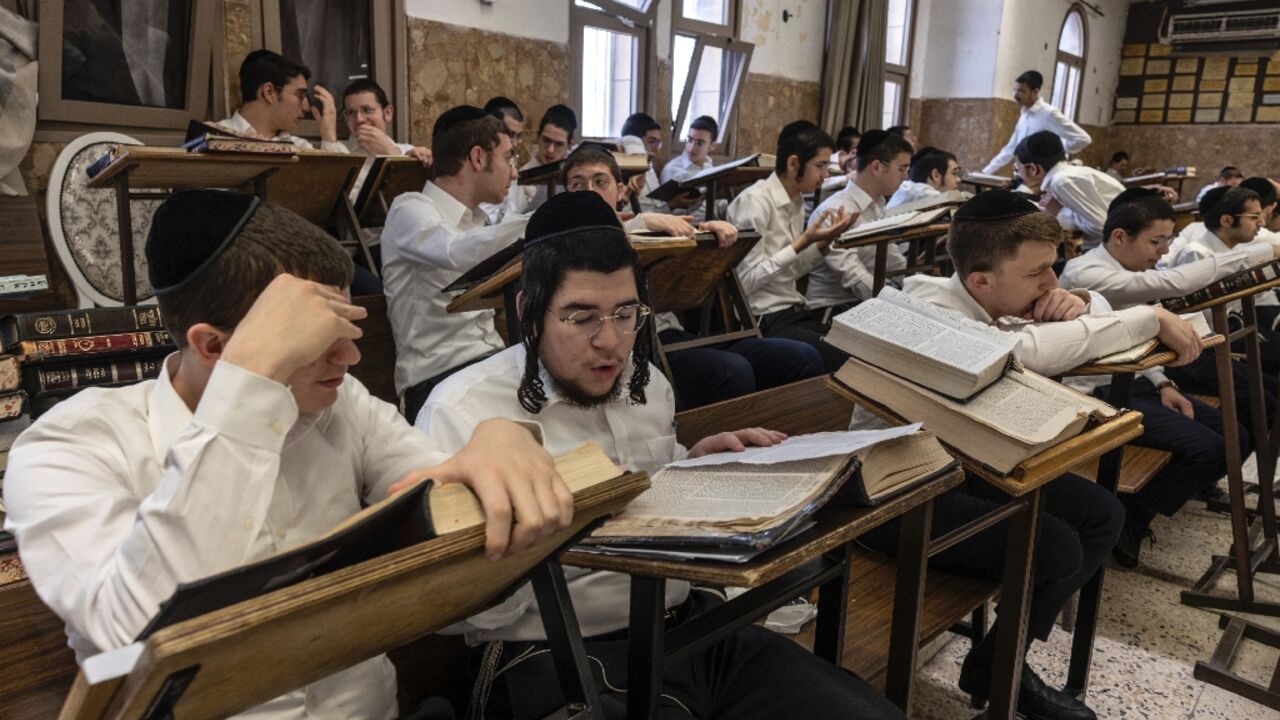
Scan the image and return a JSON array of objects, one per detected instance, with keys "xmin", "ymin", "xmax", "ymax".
[{"xmin": 820, "ymin": 0, "xmax": 888, "ymax": 134}]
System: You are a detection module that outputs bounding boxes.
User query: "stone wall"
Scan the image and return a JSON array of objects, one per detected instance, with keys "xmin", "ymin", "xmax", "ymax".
[
  {"xmin": 914, "ymin": 98, "xmax": 1019, "ymax": 174},
  {"xmin": 734, "ymin": 74, "xmax": 822, "ymax": 158}
]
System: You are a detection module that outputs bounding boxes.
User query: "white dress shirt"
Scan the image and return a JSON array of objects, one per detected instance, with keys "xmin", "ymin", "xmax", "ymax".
[
  {"xmin": 343, "ymin": 136, "xmax": 417, "ymax": 204},
  {"xmin": 805, "ymin": 181, "xmax": 905, "ymax": 309},
  {"xmin": 1062, "ymin": 241, "xmax": 1274, "ymax": 309},
  {"xmin": 900, "ymin": 274, "xmax": 1159, "ymax": 378},
  {"xmin": 506, "ymin": 157, "xmax": 558, "ymax": 216},
  {"xmin": 1043, "ymin": 162, "xmax": 1125, "ymax": 249},
  {"xmin": 417, "ymin": 345, "xmax": 691, "ymax": 644},
  {"xmin": 382, "ymin": 182, "xmax": 526, "ymax": 394},
  {"xmin": 659, "ymin": 153, "xmax": 714, "ymax": 185},
  {"xmin": 1162, "ymin": 224, "xmax": 1280, "ymax": 309},
  {"xmin": 887, "ymin": 180, "xmax": 940, "ymax": 209},
  {"xmin": 727, "ymin": 173, "xmax": 827, "ymax": 316},
  {"xmin": 218, "ymin": 111, "xmax": 348, "ymax": 153},
  {"xmin": 4, "ymin": 357, "xmax": 452, "ymax": 719},
  {"xmin": 982, "ymin": 98, "xmax": 1092, "ymax": 174}
]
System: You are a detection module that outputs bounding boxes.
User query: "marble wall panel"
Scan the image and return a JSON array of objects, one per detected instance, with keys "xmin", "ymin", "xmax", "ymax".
[
  {"xmin": 1107, "ymin": 124, "xmax": 1279, "ymax": 191},
  {"xmin": 733, "ymin": 73, "xmax": 821, "ymax": 158},
  {"xmin": 222, "ymin": 0, "xmax": 252, "ymax": 113}
]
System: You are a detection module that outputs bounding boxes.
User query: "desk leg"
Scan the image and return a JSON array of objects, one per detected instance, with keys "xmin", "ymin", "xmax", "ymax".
[
  {"xmin": 628, "ymin": 576, "xmax": 667, "ymax": 720},
  {"xmin": 113, "ymin": 173, "xmax": 138, "ymax": 306},
  {"xmin": 885, "ymin": 499, "xmax": 934, "ymax": 712},
  {"xmin": 987, "ymin": 491, "xmax": 1042, "ymax": 720},
  {"xmin": 813, "ymin": 543, "xmax": 853, "ymax": 665},
  {"xmin": 705, "ymin": 181, "xmax": 716, "ymax": 221},
  {"xmin": 872, "ymin": 244, "xmax": 889, "ymax": 296},
  {"xmin": 1241, "ymin": 297, "xmax": 1280, "ymax": 559},
  {"xmin": 530, "ymin": 560, "xmax": 601, "ymax": 718},
  {"xmin": 1065, "ymin": 372, "xmax": 1132, "ymax": 697}
]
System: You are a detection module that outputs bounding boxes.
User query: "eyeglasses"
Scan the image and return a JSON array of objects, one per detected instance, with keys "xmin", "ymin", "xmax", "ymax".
[
  {"xmin": 558, "ymin": 303, "xmax": 651, "ymax": 338},
  {"xmin": 1234, "ymin": 212, "xmax": 1264, "ymax": 221},
  {"xmin": 342, "ymin": 104, "xmax": 383, "ymax": 120},
  {"xmin": 566, "ymin": 173, "xmax": 617, "ymax": 193},
  {"xmin": 889, "ymin": 163, "xmax": 910, "ymax": 175}
]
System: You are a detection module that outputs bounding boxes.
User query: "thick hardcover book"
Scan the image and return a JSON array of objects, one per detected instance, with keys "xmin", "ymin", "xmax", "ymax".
[
  {"xmin": 138, "ymin": 442, "xmax": 632, "ymax": 637},
  {"xmin": 0, "ymin": 390, "xmax": 25, "ymax": 421},
  {"xmin": 1161, "ymin": 259, "xmax": 1280, "ymax": 313},
  {"xmin": 182, "ymin": 120, "xmax": 297, "ymax": 155},
  {"xmin": 17, "ymin": 331, "xmax": 175, "ymax": 362},
  {"xmin": 1, "ymin": 306, "xmax": 166, "ymax": 349},
  {"xmin": 22, "ymin": 355, "xmax": 167, "ymax": 397}
]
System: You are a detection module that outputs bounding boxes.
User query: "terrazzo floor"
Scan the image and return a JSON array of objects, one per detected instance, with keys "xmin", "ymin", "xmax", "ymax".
[{"xmin": 909, "ymin": 465, "xmax": 1280, "ymax": 719}]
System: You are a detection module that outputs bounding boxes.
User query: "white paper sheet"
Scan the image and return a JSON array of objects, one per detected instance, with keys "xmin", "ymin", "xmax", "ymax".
[{"xmin": 666, "ymin": 423, "xmax": 923, "ymax": 468}]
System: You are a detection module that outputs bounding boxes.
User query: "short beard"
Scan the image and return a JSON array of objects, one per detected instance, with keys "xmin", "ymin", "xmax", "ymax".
[{"xmin": 550, "ymin": 373, "xmax": 624, "ymax": 409}]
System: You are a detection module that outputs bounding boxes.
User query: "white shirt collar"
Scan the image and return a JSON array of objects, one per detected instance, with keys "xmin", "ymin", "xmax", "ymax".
[
  {"xmin": 763, "ymin": 172, "xmax": 800, "ymax": 211},
  {"xmin": 946, "ymin": 274, "xmax": 996, "ymax": 324},
  {"xmin": 422, "ymin": 181, "xmax": 485, "ymax": 229}
]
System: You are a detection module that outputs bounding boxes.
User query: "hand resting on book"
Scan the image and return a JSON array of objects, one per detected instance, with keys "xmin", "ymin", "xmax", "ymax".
[
  {"xmin": 388, "ymin": 418, "xmax": 572, "ymax": 561},
  {"xmin": 688, "ymin": 427, "xmax": 788, "ymax": 459},
  {"xmin": 1153, "ymin": 307, "xmax": 1203, "ymax": 366}
]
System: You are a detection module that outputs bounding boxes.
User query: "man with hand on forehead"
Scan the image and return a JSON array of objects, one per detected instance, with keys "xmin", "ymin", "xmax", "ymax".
[
  {"xmin": 414, "ymin": 190, "xmax": 904, "ymax": 720},
  {"xmin": 3, "ymin": 190, "xmax": 567, "ymax": 719}
]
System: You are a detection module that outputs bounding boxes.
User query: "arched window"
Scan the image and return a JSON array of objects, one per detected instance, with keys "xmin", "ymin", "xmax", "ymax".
[{"xmin": 1052, "ymin": 6, "xmax": 1087, "ymax": 120}]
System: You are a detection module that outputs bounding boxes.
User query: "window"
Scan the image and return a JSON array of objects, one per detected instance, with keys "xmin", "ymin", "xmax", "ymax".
[
  {"xmin": 37, "ymin": 0, "xmax": 217, "ymax": 130},
  {"xmin": 1052, "ymin": 6, "xmax": 1087, "ymax": 121},
  {"xmin": 571, "ymin": 1, "xmax": 657, "ymax": 139},
  {"xmin": 259, "ymin": 0, "xmax": 405, "ymax": 141},
  {"xmin": 882, "ymin": 0, "xmax": 914, "ymax": 127},
  {"xmin": 670, "ymin": 1, "xmax": 751, "ymax": 153}
]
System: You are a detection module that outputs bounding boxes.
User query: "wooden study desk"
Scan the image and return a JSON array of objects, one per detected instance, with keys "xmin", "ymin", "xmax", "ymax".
[
  {"xmin": 833, "ymin": 222, "xmax": 952, "ymax": 295},
  {"xmin": 87, "ymin": 147, "xmax": 371, "ymax": 303},
  {"xmin": 653, "ymin": 165, "xmax": 773, "ymax": 221},
  {"xmin": 354, "ymin": 156, "xmax": 432, "ymax": 228},
  {"xmin": 826, "ymin": 379, "xmax": 1142, "ymax": 720},
  {"xmin": 562, "ymin": 467, "xmax": 967, "ymax": 718}
]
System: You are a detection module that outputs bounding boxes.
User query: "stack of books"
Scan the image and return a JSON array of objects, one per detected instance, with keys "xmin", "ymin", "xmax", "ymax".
[{"xmin": 1, "ymin": 306, "xmax": 176, "ymax": 420}]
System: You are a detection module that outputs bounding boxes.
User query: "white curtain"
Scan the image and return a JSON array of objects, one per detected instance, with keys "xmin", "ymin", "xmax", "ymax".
[{"xmin": 820, "ymin": 0, "xmax": 888, "ymax": 133}]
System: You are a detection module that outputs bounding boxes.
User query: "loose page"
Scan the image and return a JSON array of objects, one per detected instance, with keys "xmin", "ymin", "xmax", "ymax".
[
  {"xmin": 619, "ymin": 457, "xmax": 843, "ymax": 523},
  {"xmin": 666, "ymin": 424, "xmax": 922, "ymax": 468},
  {"xmin": 835, "ymin": 207, "xmax": 951, "ymax": 243}
]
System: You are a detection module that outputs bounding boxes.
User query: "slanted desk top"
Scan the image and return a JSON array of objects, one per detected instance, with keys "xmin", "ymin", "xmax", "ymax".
[
  {"xmin": 825, "ymin": 378, "xmax": 1144, "ymax": 496},
  {"xmin": 561, "ymin": 467, "xmax": 964, "ymax": 587},
  {"xmin": 1167, "ymin": 277, "xmax": 1280, "ymax": 315},
  {"xmin": 1067, "ymin": 333, "xmax": 1225, "ymax": 376},
  {"xmin": 86, "ymin": 146, "xmax": 295, "ymax": 190},
  {"xmin": 832, "ymin": 222, "xmax": 951, "ymax": 250}
]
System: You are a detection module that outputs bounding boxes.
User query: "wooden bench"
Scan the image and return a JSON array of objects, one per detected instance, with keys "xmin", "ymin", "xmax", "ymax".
[
  {"xmin": 0, "ymin": 574, "xmax": 78, "ymax": 719},
  {"xmin": 1071, "ymin": 444, "xmax": 1172, "ymax": 495},
  {"xmin": 351, "ymin": 294, "xmax": 398, "ymax": 405},
  {"xmin": 675, "ymin": 375, "xmax": 998, "ymax": 687}
]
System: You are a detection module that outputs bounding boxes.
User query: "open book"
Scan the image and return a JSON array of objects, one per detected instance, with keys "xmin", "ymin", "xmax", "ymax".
[
  {"xmin": 836, "ymin": 358, "xmax": 1117, "ymax": 474},
  {"xmin": 961, "ymin": 172, "xmax": 1013, "ymax": 189},
  {"xmin": 648, "ymin": 153, "xmax": 771, "ymax": 202},
  {"xmin": 137, "ymin": 442, "xmax": 629, "ymax": 638},
  {"xmin": 182, "ymin": 120, "xmax": 297, "ymax": 155},
  {"xmin": 833, "ymin": 206, "xmax": 954, "ymax": 246},
  {"xmin": 1089, "ymin": 312, "xmax": 1212, "ymax": 365},
  {"xmin": 825, "ymin": 287, "xmax": 1020, "ymax": 399},
  {"xmin": 577, "ymin": 427, "xmax": 956, "ymax": 562}
]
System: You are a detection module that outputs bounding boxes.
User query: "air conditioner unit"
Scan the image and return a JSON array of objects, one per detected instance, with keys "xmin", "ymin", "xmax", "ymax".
[{"xmin": 1161, "ymin": 2, "xmax": 1280, "ymax": 46}]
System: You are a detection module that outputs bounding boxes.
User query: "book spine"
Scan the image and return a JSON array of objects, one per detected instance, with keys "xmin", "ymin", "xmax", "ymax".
[
  {"xmin": 3, "ymin": 307, "xmax": 166, "ymax": 347},
  {"xmin": 24, "ymin": 357, "xmax": 166, "ymax": 397},
  {"xmin": 18, "ymin": 331, "xmax": 174, "ymax": 362}
]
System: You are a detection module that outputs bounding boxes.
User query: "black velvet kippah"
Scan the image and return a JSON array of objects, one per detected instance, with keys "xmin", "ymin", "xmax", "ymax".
[
  {"xmin": 1108, "ymin": 187, "xmax": 1162, "ymax": 214},
  {"xmin": 1022, "ymin": 130, "xmax": 1064, "ymax": 161},
  {"xmin": 525, "ymin": 191, "xmax": 627, "ymax": 247},
  {"xmin": 1199, "ymin": 185, "xmax": 1232, "ymax": 220},
  {"xmin": 953, "ymin": 190, "xmax": 1040, "ymax": 223},
  {"xmin": 146, "ymin": 190, "xmax": 260, "ymax": 295},
  {"xmin": 855, "ymin": 129, "xmax": 890, "ymax": 160},
  {"xmin": 433, "ymin": 105, "xmax": 489, "ymax": 138}
]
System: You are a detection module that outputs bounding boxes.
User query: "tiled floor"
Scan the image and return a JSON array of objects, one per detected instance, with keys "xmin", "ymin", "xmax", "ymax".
[{"xmin": 910, "ymin": 466, "xmax": 1280, "ymax": 719}]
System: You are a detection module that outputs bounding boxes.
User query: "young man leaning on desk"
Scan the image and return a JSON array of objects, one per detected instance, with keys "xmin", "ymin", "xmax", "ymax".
[
  {"xmin": 412, "ymin": 190, "xmax": 904, "ymax": 720},
  {"xmin": 381, "ymin": 106, "xmax": 528, "ymax": 425},
  {"xmin": 1059, "ymin": 189, "xmax": 1253, "ymax": 566},
  {"xmin": 561, "ymin": 145, "xmax": 822, "ymax": 409},
  {"xmin": 2, "ymin": 190, "xmax": 569, "ymax": 720},
  {"xmin": 856, "ymin": 191, "xmax": 1202, "ymax": 720},
  {"xmin": 727, "ymin": 121, "xmax": 856, "ymax": 372}
]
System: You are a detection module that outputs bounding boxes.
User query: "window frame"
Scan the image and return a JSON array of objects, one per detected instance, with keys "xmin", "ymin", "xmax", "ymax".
[
  {"xmin": 570, "ymin": 0, "xmax": 656, "ymax": 141},
  {"xmin": 669, "ymin": 0, "xmax": 749, "ymax": 156},
  {"xmin": 882, "ymin": 0, "xmax": 917, "ymax": 128},
  {"xmin": 256, "ymin": 0, "xmax": 408, "ymax": 143},
  {"xmin": 36, "ymin": 0, "xmax": 218, "ymax": 131},
  {"xmin": 1052, "ymin": 4, "xmax": 1088, "ymax": 122}
]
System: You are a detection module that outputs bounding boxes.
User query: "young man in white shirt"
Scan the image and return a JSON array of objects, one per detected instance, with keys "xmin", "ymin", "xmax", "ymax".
[
  {"xmin": 727, "ymin": 121, "xmax": 855, "ymax": 372},
  {"xmin": 562, "ymin": 145, "xmax": 823, "ymax": 408},
  {"xmin": 1060, "ymin": 189, "xmax": 1256, "ymax": 566},
  {"xmin": 660, "ymin": 114, "xmax": 718, "ymax": 185},
  {"xmin": 507, "ymin": 104, "xmax": 578, "ymax": 215},
  {"xmin": 1015, "ymin": 130, "xmax": 1123, "ymax": 249},
  {"xmin": 1106, "ymin": 151, "xmax": 1130, "ymax": 181},
  {"xmin": 861, "ymin": 191, "xmax": 1199, "ymax": 720},
  {"xmin": 3, "ymin": 190, "xmax": 569, "ymax": 720},
  {"xmin": 983, "ymin": 69, "xmax": 1092, "ymax": 174},
  {"xmin": 619, "ymin": 112, "xmax": 690, "ymax": 215},
  {"xmin": 479, "ymin": 96, "xmax": 528, "ymax": 223},
  {"xmin": 887, "ymin": 146, "xmax": 962, "ymax": 208},
  {"xmin": 218, "ymin": 49, "xmax": 346, "ymax": 153},
  {"xmin": 339, "ymin": 78, "xmax": 432, "ymax": 203},
  {"xmin": 805, "ymin": 130, "xmax": 914, "ymax": 312},
  {"xmin": 381, "ymin": 106, "xmax": 526, "ymax": 424},
  {"xmin": 414, "ymin": 190, "xmax": 904, "ymax": 720},
  {"xmin": 1195, "ymin": 166, "xmax": 1244, "ymax": 203}
]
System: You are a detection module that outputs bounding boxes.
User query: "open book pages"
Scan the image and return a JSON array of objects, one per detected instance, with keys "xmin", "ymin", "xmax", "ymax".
[
  {"xmin": 682, "ymin": 153, "xmax": 762, "ymax": 184},
  {"xmin": 613, "ymin": 152, "xmax": 650, "ymax": 172},
  {"xmin": 837, "ymin": 357, "xmax": 1117, "ymax": 474},
  {"xmin": 826, "ymin": 286, "xmax": 1020, "ymax": 399},
  {"xmin": 833, "ymin": 206, "xmax": 953, "ymax": 245},
  {"xmin": 882, "ymin": 190, "xmax": 972, "ymax": 218},
  {"xmin": 962, "ymin": 172, "xmax": 1013, "ymax": 187},
  {"xmin": 1091, "ymin": 312, "xmax": 1212, "ymax": 365}
]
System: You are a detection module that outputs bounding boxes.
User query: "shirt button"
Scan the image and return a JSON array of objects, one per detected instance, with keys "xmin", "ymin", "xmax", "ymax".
[
  {"xmin": 271, "ymin": 420, "xmax": 284, "ymax": 434},
  {"xmin": 243, "ymin": 519, "xmax": 253, "ymax": 530}
]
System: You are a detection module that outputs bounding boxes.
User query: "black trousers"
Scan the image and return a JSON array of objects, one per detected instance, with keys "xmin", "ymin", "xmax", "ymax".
[
  {"xmin": 1164, "ymin": 351, "xmax": 1280, "ymax": 433},
  {"xmin": 757, "ymin": 306, "xmax": 847, "ymax": 373},
  {"xmin": 660, "ymin": 329, "xmax": 824, "ymax": 409},
  {"xmin": 472, "ymin": 593, "xmax": 903, "ymax": 720},
  {"xmin": 1095, "ymin": 378, "xmax": 1242, "ymax": 521},
  {"xmin": 859, "ymin": 473, "xmax": 1124, "ymax": 641}
]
